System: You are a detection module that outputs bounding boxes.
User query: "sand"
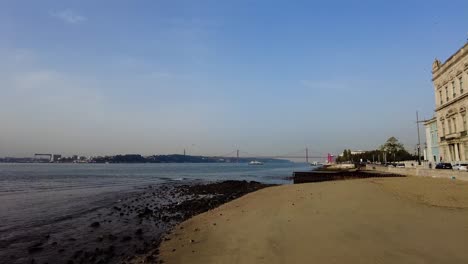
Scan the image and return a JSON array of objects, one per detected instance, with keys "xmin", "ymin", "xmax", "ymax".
[{"xmin": 159, "ymin": 176, "xmax": 468, "ymax": 263}]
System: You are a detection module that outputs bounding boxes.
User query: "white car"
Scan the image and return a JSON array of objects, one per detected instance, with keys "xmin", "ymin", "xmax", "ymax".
[
  {"xmin": 459, "ymin": 164, "xmax": 468, "ymax": 171},
  {"xmin": 452, "ymin": 163, "xmax": 468, "ymax": 171}
]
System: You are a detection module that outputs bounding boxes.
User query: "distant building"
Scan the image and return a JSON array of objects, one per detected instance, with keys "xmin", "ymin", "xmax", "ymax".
[
  {"xmin": 424, "ymin": 117, "xmax": 440, "ymax": 162},
  {"xmin": 338, "ymin": 150, "xmax": 366, "ymax": 157},
  {"xmin": 52, "ymin": 154, "xmax": 61, "ymax": 162},
  {"xmin": 432, "ymin": 42, "xmax": 468, "ymax": 162}
]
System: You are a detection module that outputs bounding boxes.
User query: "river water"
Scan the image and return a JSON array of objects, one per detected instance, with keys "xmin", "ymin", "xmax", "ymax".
[{"xmin": 0, "ymin": 162, "xmax": 311, "ymax": 263}]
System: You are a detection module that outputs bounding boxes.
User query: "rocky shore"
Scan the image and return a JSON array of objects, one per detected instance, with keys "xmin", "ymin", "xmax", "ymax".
[{"xmin": 1, "ymin": 180, "xmax": 273, "ymax": 264}]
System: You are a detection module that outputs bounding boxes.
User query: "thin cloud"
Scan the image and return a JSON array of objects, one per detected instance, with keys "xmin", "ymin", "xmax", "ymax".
[{"xmin": 51, "ymin": 9, "xmax": 87, "ymax": 24}]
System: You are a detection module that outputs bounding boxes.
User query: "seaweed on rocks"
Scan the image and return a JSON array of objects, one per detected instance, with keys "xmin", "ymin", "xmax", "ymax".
[{"xmin": 2, "ymin": 180, "xmax": 273, "ymax": 264}]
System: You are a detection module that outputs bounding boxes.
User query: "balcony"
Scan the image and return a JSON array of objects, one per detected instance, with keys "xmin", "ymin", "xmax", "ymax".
[{"xmin": 445, "ymin": 132, "xmax": 461, "ymax": 140}]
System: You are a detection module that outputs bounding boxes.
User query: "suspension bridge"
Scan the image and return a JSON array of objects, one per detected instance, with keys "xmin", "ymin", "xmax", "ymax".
[{"xmin": 197, "ymin": 148, "xmax": 334, "ymax": 163}]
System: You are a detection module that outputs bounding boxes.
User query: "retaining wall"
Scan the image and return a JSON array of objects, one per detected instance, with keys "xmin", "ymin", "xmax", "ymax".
[{"xmin": 367, "ymin": 165, "xmax": 468, "ymax": 181}]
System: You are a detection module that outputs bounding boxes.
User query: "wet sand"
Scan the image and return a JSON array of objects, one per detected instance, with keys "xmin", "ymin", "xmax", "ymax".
[
  {"xmin": 0, "ymin": 180, "xmax": 271, "ymax": 264},
  {"xmin": 159, "ymin": 176, "xmax": 468, "ymax": 264}
]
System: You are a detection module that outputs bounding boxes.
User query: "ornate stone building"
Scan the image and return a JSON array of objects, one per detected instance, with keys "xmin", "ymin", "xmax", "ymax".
[{"xmin": 432, "ymin": 42, "xmax": 468, "ymax": 162}]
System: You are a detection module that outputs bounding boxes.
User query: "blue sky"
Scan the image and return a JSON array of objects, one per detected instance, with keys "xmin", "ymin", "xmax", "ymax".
[{"xmin": 1, "ymin": 0, "xmax": 467, "ymax": 158}]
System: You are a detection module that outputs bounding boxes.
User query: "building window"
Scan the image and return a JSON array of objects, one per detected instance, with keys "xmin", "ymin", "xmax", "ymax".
[
  {"xmin": 453, "ymin": 81, "xmax": 456, "ymax": 97},
  {"xmin": 442, "ymin": 120, "xmax": 446, "ymax": 136},
  {"xmin": 448, "ymin": 119, "xmax": 452, "ymax": 134},
  {"xmin": 446, "ymin": 86, "xmax": 449, "ymax": 101},
  {"xmin": 453, "ymin": 117, "xmax": 457, "ymax": 133},
  {"xmin": 465, "ymin": 142, "xmax": 468, "ymax": 160},
  {"xmin": 439, "ymin": 90, "xmax": 443, "ymax": 104},
  {"xmin": 463, "ymin": 114, "xmax": 467, "ymax": 131},
  {"xmin": 461, "ymin": 77, "xmax": 464, "ymax": 94}
]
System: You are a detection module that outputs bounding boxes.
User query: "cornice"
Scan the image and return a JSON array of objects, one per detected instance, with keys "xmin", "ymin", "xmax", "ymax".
[
  {"xmin": 435, "ymin": 92, "xmax": 468, "ymax": 112},
  {"xmin": 432, "ymin": 42, "xmax": 468, "ymax": 81}
]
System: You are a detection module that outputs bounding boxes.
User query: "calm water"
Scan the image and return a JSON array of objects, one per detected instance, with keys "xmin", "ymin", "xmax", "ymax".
[{"xmin": 0, "ymin": 162, "xmax": 310, "ymax": 235}]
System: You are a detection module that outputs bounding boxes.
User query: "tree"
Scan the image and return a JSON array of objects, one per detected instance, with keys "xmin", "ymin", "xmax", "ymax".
[
  {"xmin": 335, "ymin": 137, "xmax": 417, "ymax": 164},
  {"xmin": 342, "ymin": 149, "xmax": 349, "ymax": 161},
  {"xmin": 379, "ymin": 137, "xmax": 415, "ymax": 162},
  {"xmin": 380, "ymin": 137, "xmax": 404, "ymax": 154}
]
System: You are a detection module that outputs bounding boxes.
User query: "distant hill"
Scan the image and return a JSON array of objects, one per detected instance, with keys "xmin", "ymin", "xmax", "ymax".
[{"xmin": 90, "ymin": 154, "xmax": 290, "ymax": 164}]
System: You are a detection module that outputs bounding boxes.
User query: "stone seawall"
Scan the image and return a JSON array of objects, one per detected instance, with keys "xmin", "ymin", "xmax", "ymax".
[{"xmin": 367, "ymin": 165, "xmax": 468, "ymax": 181}]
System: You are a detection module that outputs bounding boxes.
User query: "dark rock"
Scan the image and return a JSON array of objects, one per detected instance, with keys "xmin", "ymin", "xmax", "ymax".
[
  {"xmin": 121, "ymin": 236, "xmax": 132, "ymax": 242},
  {"xmin": 135, "ymin": 228, "xmax": 143, "ymax": 236},
  {"xmin": 106, "ymin": 245, "xmax": 115, "ymax": 253},
  {"xmin": 28, "ymin": 244, "xmax": 44, "ymax": 254},
  {"xmin": 72, "ymin": 250, "xmax": 83, "ymax": 259},
  {"xmin": 138, "ymin": 207, "xmax": 154, "ymax": 218}
]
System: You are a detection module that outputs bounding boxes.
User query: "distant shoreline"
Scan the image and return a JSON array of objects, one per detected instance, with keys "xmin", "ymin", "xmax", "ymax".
[{"xmin": 0, "ymin": 154, "xmax": 292, "ymax": 164}]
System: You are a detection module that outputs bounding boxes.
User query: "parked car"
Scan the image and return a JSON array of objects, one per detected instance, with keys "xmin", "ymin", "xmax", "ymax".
[
  {"xmin": 453, "ymin": 163, "xmax": 468, "ymax": 171},
  {"xmin": 460, "ymin": 164, "xmax": 468, "ymax": 171},
  {"xmin": 435, "ymin": 163, "xmax": 453, "ymax": 169},
  {"xmin": 396, "ymin": 163, "xmax": 405, "ymax": 168}
]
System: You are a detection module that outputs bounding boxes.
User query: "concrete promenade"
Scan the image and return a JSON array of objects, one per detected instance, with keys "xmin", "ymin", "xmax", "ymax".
[{"xmin": 367, "ymin": 165, "xmax": 468, "ymax": 181}]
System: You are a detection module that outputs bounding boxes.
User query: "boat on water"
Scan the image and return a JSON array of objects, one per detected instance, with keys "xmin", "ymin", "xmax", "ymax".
[
  {"xmin": 310, "ymin": 161, "xmax": 324, "ymax": 166},
  {"xmin": 248, "ymin": 160, "xmax": 264, "ymax": 165}
]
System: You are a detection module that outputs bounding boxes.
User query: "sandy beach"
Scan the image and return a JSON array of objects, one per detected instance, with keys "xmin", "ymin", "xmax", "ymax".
[{"xmin": 159, "ymin": 176, "xmax": 468, "ymax": 263}]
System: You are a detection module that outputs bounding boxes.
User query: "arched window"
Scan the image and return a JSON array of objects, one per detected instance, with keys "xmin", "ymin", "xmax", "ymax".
[
  {"xmin": 452, "ymin": 81, "xmax": 456, "ymax": 97},
  {"xmin": 453, "ymin": 117, "xmax": 457, "ymax": 133},
  {"xmin": 460, "ymin": 76, "xmax": 464, "ymax": 94},
  {"xmin": 463, "ymin": 113, "xmax": 467, "ymax": 131},
  {"xmin": 442, "ymin": 120, "xmax": 446, "ymax": 135}
]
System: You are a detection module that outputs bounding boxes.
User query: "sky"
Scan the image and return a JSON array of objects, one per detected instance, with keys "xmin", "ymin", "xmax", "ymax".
[{"xmin": 0, "ymin": 0, "xmax": 467, "ymax": 158}]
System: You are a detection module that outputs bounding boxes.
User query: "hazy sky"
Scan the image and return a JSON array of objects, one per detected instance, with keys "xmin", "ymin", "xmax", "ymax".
[{"xmin": 1, "ymin": 0, "xmax": 467, "ymax": 158}]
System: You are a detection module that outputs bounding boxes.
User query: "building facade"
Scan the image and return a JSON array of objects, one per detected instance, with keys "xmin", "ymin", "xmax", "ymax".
[
  {"xmin": 424, "ymin": 117, "xmax": 440, "ymax": 162},
  {"xmin": 432, "ymin": 43, "xmax": 468, "ymax": 162}
]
